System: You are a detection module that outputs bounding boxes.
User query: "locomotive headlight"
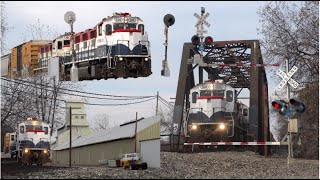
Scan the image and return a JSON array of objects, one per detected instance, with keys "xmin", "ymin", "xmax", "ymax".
[
  {"xmin": 43, "ymin": 150, "xmax": 48, "ymax": 154},
  {"xmin": 219, "ymin": 123, "xmax": 226, "ymax": 130},
  {"xmin": 119, "ymin": 57, "xmax": 123, "ymax": 61},
  {"xmin": 144, "ymin": 57, "xmax": 149, "ymax": 61},
  {"xmin": 24, "ymin": 149, "xmax": 29, "ymax": 153},
  {"xmin": 191, "ymin": 124, "xmax": 197, "ymax": 130}
]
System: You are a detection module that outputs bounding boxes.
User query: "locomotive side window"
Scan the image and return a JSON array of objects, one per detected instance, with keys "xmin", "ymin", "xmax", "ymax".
[
  {"xmin": 105, "ymin": 24, "xmax": 112, "ymax": 35},
  {"xmin": 138, "ymin": 24, "xmax": 144, "ymax": 35},
  {"xmin": 44, "ymin": 127, "xmax": 48, "ymax": 135},
  {"xmin": 10, "ymin": 135, "xmax": 15, "ymax": 141},
  {"xmin": 58, "ymin": 41, "xmax": 63, "ymax": 49},
  {"xmin": 192, "ymin": 92, "xmax": 198, "ymax": 103},
  {"xmin": 243, "ymin": 108, "xmax": 248, "ymax": 116},
  {"xmin": 226, "ymin": 90, "xmax": 233, "ymax": 102},
  {"xmin": 20, "ymin": 126, "xmax": 24, "ymax": 134},
  {"xmin": 98, "ymin": 24, "xmax": 102, "ymax": 36}
]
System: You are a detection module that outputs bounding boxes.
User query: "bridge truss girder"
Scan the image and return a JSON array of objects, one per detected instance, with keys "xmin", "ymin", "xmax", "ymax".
[{"xmin": 172, "ymin": 40, "xmax": 271, "ymax": 156}]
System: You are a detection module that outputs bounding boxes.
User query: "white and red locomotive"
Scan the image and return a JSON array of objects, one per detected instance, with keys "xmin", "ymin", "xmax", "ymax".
[
  {"xmin": 34, "ymin": 12, "xmax": 151, "ymax": 81},
  {"xmin": 9, "ymin": 117, "xmax": 51, "ymax": 165},
  {"xmin": 184, "ymin": 79, "xmax": 250, "ymax": 143}
]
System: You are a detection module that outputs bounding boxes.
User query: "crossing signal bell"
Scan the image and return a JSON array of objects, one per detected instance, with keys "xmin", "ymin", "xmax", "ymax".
[{"xmin": 289, "ymin": 98, "xmax": 306, "ymax": 113}]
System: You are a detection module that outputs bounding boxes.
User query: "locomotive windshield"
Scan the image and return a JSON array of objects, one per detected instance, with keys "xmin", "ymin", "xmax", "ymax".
[
  {"xmin": 26, "ymin": 125, "xmax": 43, "ymax": 131},
  {"xmin": 113, "ymin": 23, "xmax": 137, "ymax": 30},
  {"xmin": 200, "ymin": 90, "xmax": 211, "ymax": 96},
  {"xmin": 212, "ymin": 90, "xmax": 224, "ymax": 96}
]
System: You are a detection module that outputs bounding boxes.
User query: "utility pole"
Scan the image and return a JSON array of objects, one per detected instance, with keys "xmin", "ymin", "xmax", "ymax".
[
  {"xmin": 156, "ymin": 91, "xmax": 159, "ymax": 115},
  {"xmin": 135, "ymin": 112, "xmax": 138, "ymax": 153},
  {"xmin": 69, "ymin": 106, "xmax": 72, "ymax": 168}
]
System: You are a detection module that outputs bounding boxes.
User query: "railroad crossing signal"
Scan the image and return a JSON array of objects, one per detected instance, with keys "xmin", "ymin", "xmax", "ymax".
[
  {"xmin": 289, "ymin": 98, "xmax": 306, "ymax": 113},
  {"xmin": 271, "ymin": 100, "xmax": 292, "ymax": 118},
  {"xmin": 271, "ymin": 98, "xmax": 306, "ymax": 118},
  {"xmin": 276, "ymin": 66, "xmax": 299, "ymax": 90},
  {"xmin": 194, "ymin": 7, "xmax": 211, "ymax": 38}
]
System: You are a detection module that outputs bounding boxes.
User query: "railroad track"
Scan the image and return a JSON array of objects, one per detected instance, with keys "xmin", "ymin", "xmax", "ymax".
[
  {"xmin": 161, "ymin": 143, "xmax": 289, "ymax": 157},
  {"xmin": 1, "ymin": 159, "xmax": 66, "ymax": 179}
]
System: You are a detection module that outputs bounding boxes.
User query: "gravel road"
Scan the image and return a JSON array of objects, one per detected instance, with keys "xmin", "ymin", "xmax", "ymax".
[{"xmin": 1, "ymin": 151, "xmax": 318, "ymax": 179}]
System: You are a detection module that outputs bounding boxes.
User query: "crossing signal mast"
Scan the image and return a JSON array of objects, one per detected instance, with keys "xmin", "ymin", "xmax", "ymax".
[
  {"xmin": 272, "ymin": 53, "xmax": 306, "ymax": 165},
  {"xmin": 161, "ymin": 14, "xmax": 175, "ymax": 77}
]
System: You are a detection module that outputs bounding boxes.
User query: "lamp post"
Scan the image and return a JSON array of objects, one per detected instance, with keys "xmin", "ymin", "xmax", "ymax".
[{"xmin": 64, "ymin": 11, "xmax": 78, "ymax": 82}]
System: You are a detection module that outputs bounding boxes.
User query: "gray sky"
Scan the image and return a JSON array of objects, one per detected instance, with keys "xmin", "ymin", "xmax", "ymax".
[{"xmin": 5, "ymin": 1, "xmax": 282, "ymax": 137}]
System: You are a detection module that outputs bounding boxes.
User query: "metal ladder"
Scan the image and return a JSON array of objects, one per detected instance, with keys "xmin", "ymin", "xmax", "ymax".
[{"xmin": 106, "ymin": 44, "xmax": 113, "ymax": 69}]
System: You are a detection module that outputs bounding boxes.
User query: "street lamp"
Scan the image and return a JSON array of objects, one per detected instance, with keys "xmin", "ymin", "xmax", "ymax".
[{"xmin": 64, "ymin": 11, "xmax": 78, "ymax": 82}]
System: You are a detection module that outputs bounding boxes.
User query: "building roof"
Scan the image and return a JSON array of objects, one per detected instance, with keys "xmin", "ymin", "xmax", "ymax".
[{"xmin": 53, "ymin": 115, "xmax": 160, "ymax": 151}]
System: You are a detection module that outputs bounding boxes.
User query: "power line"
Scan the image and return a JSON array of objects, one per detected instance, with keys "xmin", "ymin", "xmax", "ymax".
[
  {"xmin": 1, "ymin": 77, "xmax": 155, "ymax": 100},
  {"xmin": 2, "ymin": 86, "xmax": 157, "ymax": 106},
  {"xmin": 1, "ymin": 77, "xmax": 155, "ymax": 99},
  {"xmin": 158, "ymin": 96, "xmax": 174, "ymax": 109},
  {"xmin": 158, "ymin": 98, "xmax": 172, "ymax": 109}
]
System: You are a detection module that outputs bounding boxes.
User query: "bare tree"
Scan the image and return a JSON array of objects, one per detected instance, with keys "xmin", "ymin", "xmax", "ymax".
[
  {"xmin": 21, "ymin": 18, "xmax": 59, "ymax": 42},
  {"xmin": 0, "ymin": 1, "xmax": 14, "ymax": 55},
  {"xmin": 258, "ymin": 1, "xmax": 319, "ymax": 83},
  {"xmin": 91, "ymin": 113, "xmax": 110, "ymax": 131},
  {"xmin": 258, "ymin": 1, "xmax": 319, "ymax": 159}
]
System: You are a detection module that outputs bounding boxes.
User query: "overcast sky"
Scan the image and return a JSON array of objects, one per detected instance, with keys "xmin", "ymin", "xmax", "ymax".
[{"xmin": 5, "ymin": 1, "xmax": 283, "ymax": 137}]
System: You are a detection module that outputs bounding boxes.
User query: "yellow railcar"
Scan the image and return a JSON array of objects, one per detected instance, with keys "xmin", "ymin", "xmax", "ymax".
[{"xmin": 10, "ymin": 40, "xmax": 50, "ymax": 79}]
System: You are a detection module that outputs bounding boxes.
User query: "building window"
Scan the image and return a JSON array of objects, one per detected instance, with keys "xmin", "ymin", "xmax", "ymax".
[
  {"xmin": 81, "ymin": 116, "xmax": 84, "ymax": 119},
  {"xmin": 75, "ymin": 115, "xmax": 79, "ymax": 119}
]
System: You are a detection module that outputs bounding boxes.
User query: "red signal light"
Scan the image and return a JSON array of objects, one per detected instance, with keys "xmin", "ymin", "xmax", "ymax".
[
  {"xmin": 205, "ymin": 36, "xmax": 213, "ymax": 45},
  {"xmin": 272, "ymin": 101, "xmax": 281, "ymax": 109}
]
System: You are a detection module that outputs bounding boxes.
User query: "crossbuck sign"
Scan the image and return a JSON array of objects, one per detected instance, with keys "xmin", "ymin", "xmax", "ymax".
[
  {"xmin": 276, "ymin": 66, "xmax": 299, "ymax": 90},
  {"xmin": 194, "ymin": 11, "xmax": 210, "ymax": 38}
]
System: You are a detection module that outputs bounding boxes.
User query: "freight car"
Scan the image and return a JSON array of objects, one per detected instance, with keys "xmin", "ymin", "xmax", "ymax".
[{"xmin": 9, "ymin": 40, "xmax": 51, "ymax": 79}]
